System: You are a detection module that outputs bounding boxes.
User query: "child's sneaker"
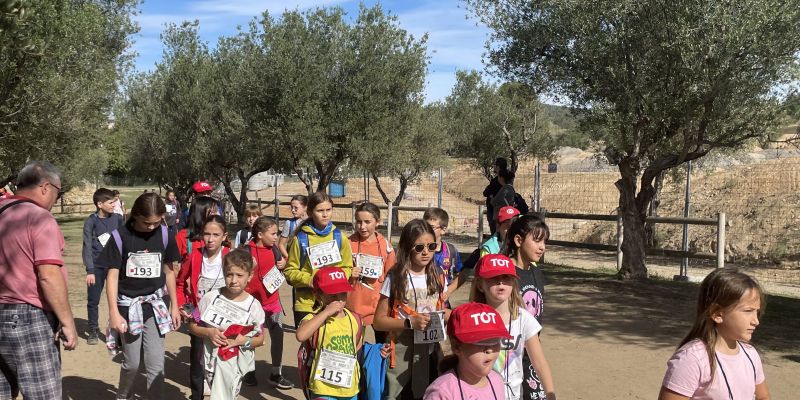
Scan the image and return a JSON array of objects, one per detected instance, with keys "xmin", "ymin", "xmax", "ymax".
[
  {"xmin": 268, "ymin": 374, "xmax": 294, "ymax": 390},
  {"xmin": 86, "ymin": 328, "xmax": 99, "ymax": 345},
  {"xmin": 242, "ymin": 371, "xmax": 258, "ymax": 386}
]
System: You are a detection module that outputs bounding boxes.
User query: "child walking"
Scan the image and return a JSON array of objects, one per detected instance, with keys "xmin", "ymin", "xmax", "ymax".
[
  {"xmin": 501, "ymin": 214, "xmax": 550, "ymax": 400},
  {"xmin": 99, "ymin": 193, "xmax": 181, "ymax": 400},
  {"xmin": 346, "ymin": 202, "xmax": 396, "ymax": 343},
  {"xmin": 188, "ymin": 249, "xmax": 266, "ymax": 400},
  {"xmin": 658, "ymin": 269, "xmax": 770, "ymax": 400},
  {"xmin": 284, "ymin": 191, "xmax": 353, "ymax": 328},
  {"xmin": 233, "ymin": 205, "xmax": 261, "ymax": 249},
  {"xmin": 82, "ymin": 187, "xmax": 123, "ymax": 344},
  {"xmin": 278, "ymin": 194, "xmax": 308, "ymax": 259},
  {"xmin": 423, "ymin": 302, "xmax": 509, "ymax": 400},
  {"xmin": 373, "ymin": 219, "xmax": 449, "ymax": 400},
  {"xmin": 176, "ymin": 215, "xmax": 231, "ymax": 400},
  {"xmin": 423, "ymin": 208, "xmax": 463, "ymax": 302},
  {"xmin": 296, "ymin": 266, "xmax": 364, "ymax": 400},
  {"xmin": 176, "ymin": 196, "xmax": 222, "ymax": 262},
  {"xmin": 480, "ymin": 206, "xmax": 520, "ymax": 257},
  {"xmin": 243, "ymin": 216, "xmax": 293, "ymax": 389},
  {"xmin": 471, "ymin": 254, "xmax": 556, "ymax": 400}
]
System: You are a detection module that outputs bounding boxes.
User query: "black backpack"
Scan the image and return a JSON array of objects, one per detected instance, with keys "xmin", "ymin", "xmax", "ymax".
[{"xmin": 514, "ymin": 193, "xmax": 530, "ymax": 214}]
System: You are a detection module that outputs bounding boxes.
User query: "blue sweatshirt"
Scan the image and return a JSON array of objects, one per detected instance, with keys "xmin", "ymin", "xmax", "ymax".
[{"xmin": 82, "ymin": 212, "xmax": 123, "ymax": 273}]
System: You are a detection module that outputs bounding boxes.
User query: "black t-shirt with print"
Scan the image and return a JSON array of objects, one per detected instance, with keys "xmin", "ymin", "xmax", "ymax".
[{"xmin": 98, "ymin": 222, "xmax": 180, "ymax": 297}]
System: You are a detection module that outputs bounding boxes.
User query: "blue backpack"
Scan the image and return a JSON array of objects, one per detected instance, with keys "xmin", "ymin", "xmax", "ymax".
[{"xmin": 296, "ymin": 228, "xmax": 343, "ymax": 267}]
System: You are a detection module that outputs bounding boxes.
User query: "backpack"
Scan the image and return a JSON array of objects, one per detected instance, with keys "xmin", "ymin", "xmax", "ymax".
[
  {"xmin": 297, "ymin": 309, "xmax": 363, "ymax": 400},
  {"xmin": 514, "ymin": 193, "xmax": 530, "ymax": 214},
  {"xmin": 463, "ymin": 248, "xmax": 482, "ymax": 271},
  {"xmin": 111, "ymin": 224, "xmax": 169, "ymax": 256},
  {"xmin": 297, "ymin": 228, "xmax": 343, "ymax": 268}
]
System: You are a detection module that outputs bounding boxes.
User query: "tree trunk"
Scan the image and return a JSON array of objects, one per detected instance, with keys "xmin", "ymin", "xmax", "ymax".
[
  {"xmin": 645, "ymin": 171, "xmax": 664, "ymax": 247},
  {"xmin": 370, "ymin": 171, "xmax": 414, "ymax": 228},
  {"xmin": 615, "ymin": 163, "xmax": 649, "ymax": 280}
]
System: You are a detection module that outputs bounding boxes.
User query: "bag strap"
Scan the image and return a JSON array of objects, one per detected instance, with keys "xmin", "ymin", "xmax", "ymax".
[
  {"xmin": 298, "ymin": 228, "xmax": 343, "ymax": 267},
  {"xmin": 272, "ymin": 245, "xmax": 282, "ymax": 262},
  {"xmin": 0, "ymin": 199, "xmax": 34, "ymax": 215},
  {"xmin": 161, "ymin": 224, "xmax": 168, "ymax": 250},
  {"xmin": 111, "ymin": 229, "xmax": 123, "ymax": 255}
]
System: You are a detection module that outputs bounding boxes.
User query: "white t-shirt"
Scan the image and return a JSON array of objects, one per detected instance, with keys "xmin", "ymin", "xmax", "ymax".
[
  {"xmin": 281, "ymin": 218, "xmax": 304, "ymax": 238},
  {"xmin": 380, "ymin": 271, "xmax": 447, "ymax": 319},
  {"xmin": 494, "ymin": 307, "xmax": 542, "ymax": 400},
  {"xmin": 198, "ymin": 289, "xmax": 265, "ymax": 331},
  {"xmin": 201, "ymin": 250, "xmax": 224, "ymax": 279}
]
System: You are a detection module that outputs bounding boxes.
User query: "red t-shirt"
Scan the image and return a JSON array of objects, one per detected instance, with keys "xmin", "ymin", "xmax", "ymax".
[
  {"xmin": 244, "ymin": 243, "xmax": 282, "ymax": 313},
  {"xmin": 0, "ymin": 196, "xmax": 67, "ymax": 310}
]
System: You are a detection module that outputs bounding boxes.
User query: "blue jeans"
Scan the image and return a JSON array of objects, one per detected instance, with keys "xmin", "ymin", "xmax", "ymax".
[{"xmin": 86, "ymin": 267, "xmax": 107, "ymax": 330}]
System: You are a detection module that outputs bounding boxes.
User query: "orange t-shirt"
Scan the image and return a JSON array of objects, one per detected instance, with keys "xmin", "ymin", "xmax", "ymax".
[{"xmin": 345, "ymin": 233, "xmax": 396, "ymax": 325}]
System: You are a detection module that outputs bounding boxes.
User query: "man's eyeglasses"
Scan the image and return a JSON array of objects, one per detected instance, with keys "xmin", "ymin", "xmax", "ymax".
[
  {"xmin": 47, "ymin": 182, "xmax": 65, "ymax": 201},
  {"xmin": 413, "ymin": 243, "xmax": 437, "ymax": 253}
]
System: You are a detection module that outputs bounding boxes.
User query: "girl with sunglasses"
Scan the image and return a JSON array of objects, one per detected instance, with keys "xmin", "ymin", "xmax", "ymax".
[{"xmin": 373, "ymin": 219, "xmax": 450, "ymax": 399}]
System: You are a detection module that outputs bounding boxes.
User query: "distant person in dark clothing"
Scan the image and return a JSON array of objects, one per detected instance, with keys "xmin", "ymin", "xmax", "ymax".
[{"xmin": 482, "ymin": 157, "xmax": 508, "ymax": 234}]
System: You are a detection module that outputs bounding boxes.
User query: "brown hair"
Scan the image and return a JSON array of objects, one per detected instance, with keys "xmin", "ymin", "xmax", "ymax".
[
  {"xmin": 93, "ymin": 188, "xmax": 115, "ymax": 206},
  {"xmin": 355, "ymin": 201, "xmax": 381, "ymax": 221},
  {"xmin": 203, "ymin": 215, "xmax": 230, "ymax": 248},
  {"xmin": 250, "ymin": 216, "xmax": 278, "ymax": 239},
  {"xmin": 301, "ymin": 191, "xmax": 334, "ymax": 229},
  {"xmin": 469, "ymin": 275, "xmax": 523, "ymax": 321},
  {"xmin": 244, "ymin": 204, "xmax": 263, "ymax": 218},
  {"xmin": 291, "ymin": 194, "xmax": 308, "ymax": 206},
  {"xmin": 438, "ymin": 335, "xmax": 461, "ymax": 373},
  {"xmin": 679, "ymin": 268, "xmax": 766, "ymax": 378},
  {"xmin": 388, "ymin": 219, "xmax": 443, "ymax": 305},
  {"xmin": 223, "ymin": 248, "xmax": 255, "ymax": 274},
  {"xmin": 127, "ymin": 192, "xmax": 167, "ymax": 226},
  {"xmin": 423, "ymin": 207, "xmax": 449, "ymax": 228}
]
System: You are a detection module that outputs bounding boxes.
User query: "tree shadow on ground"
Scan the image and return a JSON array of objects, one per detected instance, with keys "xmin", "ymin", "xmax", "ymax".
[
  {"xmin": 238, "ymin": 363, "xmax": 301, "ymax": 400},
  {"xmin": 63, "ymin": 373, "xmax": 184, "ymax": 400},
  {"xmin": 541, "ymin": 265, "xmax": 800, "ymax": 354}
]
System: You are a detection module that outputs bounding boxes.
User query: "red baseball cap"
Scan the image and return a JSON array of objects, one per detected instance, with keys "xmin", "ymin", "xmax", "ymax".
[
  {"xmin": 447, "ymin": 302, "xmax": 512, "ymax": 344},
  {"xmin": 192, "ymin": 181, "xmax": 213, "ymax": 193},
  {"xmin": 312, "ymin": 267, "xmax": 353, "ymax": 294},
  {"xmin": 497, "ymin": 206, "xmax": 520, "ymax": 223},
  {"xmin": 475, "ymin": 254, "xmax": 517, "ymax": 279}
]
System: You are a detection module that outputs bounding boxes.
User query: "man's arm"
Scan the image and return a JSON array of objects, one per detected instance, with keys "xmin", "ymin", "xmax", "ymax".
[{"xmin": 37, "ymin": 264, "xmax": 77, "ymax": 350}]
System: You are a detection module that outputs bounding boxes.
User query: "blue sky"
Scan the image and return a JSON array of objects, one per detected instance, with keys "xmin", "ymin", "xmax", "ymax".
[{"xmin": 132, "ymin": 0, "xmax": 493, "ymax": 103}]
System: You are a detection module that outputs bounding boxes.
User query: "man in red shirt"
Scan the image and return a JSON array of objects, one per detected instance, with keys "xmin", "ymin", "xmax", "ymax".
[{"xmin": 0, "ymin": 161, "xmax": 77, "ymax": 399}]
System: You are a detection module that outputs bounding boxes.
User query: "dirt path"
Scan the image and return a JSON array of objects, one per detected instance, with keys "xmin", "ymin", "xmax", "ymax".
[{"xmin": 58, "ymin": 221, "xmax": 798, "ymax": 399}]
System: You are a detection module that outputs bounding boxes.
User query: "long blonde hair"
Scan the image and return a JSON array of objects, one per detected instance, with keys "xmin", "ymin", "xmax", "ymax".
[
  {"xmin": 469, "ymin": 275, "xmax": 523, "ymax": 321},
  {"xmin": 679, "ymin": 268, "xmax": 765, "ymax": 377}
]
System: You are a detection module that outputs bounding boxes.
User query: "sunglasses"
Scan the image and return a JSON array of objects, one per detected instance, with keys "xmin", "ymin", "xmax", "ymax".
[
  {"xmin": 45, "ymin": 181, "xmax": 65, "ymax": 201},
  {"xmin": 413, "ymin": 243, "xmax": 437, "ymax": 253}
]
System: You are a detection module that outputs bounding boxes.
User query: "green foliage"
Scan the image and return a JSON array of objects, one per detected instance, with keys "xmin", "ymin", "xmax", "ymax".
[
  {"xmin": 469, "ymin": 0, "xmax": 800, "ymax": 278},
  {"xmin": 445, "ymin": 70, "xmax": 557, "ymax": 178},
  {"xmin": 0, "ymin": 0, "xmax": 138, "ymax": 187}
]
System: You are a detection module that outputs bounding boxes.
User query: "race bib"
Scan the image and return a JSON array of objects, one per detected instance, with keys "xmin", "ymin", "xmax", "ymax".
[
  {"xmin": 197, "ymin": 276, "xmax": 224, "ymax": 299},
  {"xmin": 414, "ymin": 311, "xmax": 447, "ymax": 344},
  {"xmin": 126, "ymin": 252, "xmax": 162, "ymax": 279},
  {"xmin": 201, "ymin": 296, "xmax": 248, "ymax": 328},
  {"xmin": 308, "ymin": 241, "xmax": 342, "ymax": 269},
  {"xmin": 356, "ymin": 254, "xmax": 383, "ymax": 279},
  {"xmin": 165, "ymin": 204, "xmax": 175, "ymax": 214},
  {"xmin": 98, "ymin": 232, "xmax": 111, "ymax": 248},
  {"xmin": 314, "ymin": 348, "xmax": 356, "ymax": 388},
  {"xmin": 262, "ymin": 267, "xmax": 285, "ymax": 294}
]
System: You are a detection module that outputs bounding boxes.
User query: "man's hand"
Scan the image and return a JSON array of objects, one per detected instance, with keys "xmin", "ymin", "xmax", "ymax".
[{"xmin": 57, "ymin": 325, "xmax": 78, "ymax": 351}]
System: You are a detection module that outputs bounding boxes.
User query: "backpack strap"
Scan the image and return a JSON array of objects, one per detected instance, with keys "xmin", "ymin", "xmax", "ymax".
[
  {"xmin": 298, "ymin": 228, "xmax": 343, "ymax": 267},
  {"xmin": 272, "ymin": 245, "xmax": 282, "ymax": 262},
  {"xmin": 161, "ymin": 224, "xmax": 168, "ymax": 250},
  {"xmin": 0, "ymin": 199, "xmax": 34, "ymax": 215},
  {"xmin": 187, "ymin": 229, "xmax": 194, "ymax": 256},
  {"xmin": 111, "ymin": 229, "xmax": 123, "ymax": 256}
]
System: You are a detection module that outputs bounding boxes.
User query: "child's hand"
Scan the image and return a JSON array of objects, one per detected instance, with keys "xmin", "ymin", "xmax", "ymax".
[
  {"xmin": 409, "ymin": 313, "xmax": 431, "ymax": 331},
  {"xmin": 351, "ymin": 266, "xmax": 362, "ymax": 279},
  {"xmin": 324, "ymin": 300, "xmax": 346, "ymax": 317},
  {"xmin": 221, "ymin": 334, "xmax": 247, "ymax": 351},
  {"xmin": 380, "ymin": 342, "xmax": 391, "ymax": 358},
  {"xmin": 86, "ymin": 274, "xmax": 96, "ymax": 286},
  {"xmin": 277, "ymin": 258, "xmax": 287, "ymax": 270},
  {"xmin": 207, "ymin": 328, "xmax": 227, "ymax": 347}
]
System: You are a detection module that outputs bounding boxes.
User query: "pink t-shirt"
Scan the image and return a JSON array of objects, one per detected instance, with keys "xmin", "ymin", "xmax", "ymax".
[
  {"xmin": 662, "ymin": 339, "xmax": 764, "ymax": 400},
  {"xmin": 424, "ymin": 369, "xmax": 505, "ymax": 400},
  {"xmin": 0, "ymin": 196, "xmax": 66, "ymax": 310}
]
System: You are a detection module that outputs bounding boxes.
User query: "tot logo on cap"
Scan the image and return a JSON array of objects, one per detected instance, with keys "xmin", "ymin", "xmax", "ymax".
[
  {"xmin": 312, "ymin": 266, "xmax": 353, "ymax": 295},
  {"xmin": 496, "ymin": 206, "xmax": 520, "ymax": 223},
  {"xmin": 475, "ymin": 254, "xmax": 517, "ymax": 279},
  {"xmin": 192, "ymin": 181, "xmax": 213, "ymax": 194},
  {"xmin": 447, "ymin": 302, "xmax": 512, "ymax": 344}
]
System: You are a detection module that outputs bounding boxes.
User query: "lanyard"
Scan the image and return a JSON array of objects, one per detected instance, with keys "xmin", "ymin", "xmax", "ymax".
[
  {"xmin": 308, "ymin": 309, "xmax": 357, "ymax": 380},
  {"xmin": 455, "ymin": 368, "xmax": 498, "ymax": 400},
  {"xmin": 356, "ymin": 234, "xmax": 385, "ymax": 259},
  {"xmin": 408, "ymin": 272, "xmax": 421, "ymax": 312},
  {"xmin": 503, "ymin": 318, "xmax": 514, "ymax": 398},
  {"xmin": 715, "ymin": 341, "xmax": 757, "ymax": 400}
]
